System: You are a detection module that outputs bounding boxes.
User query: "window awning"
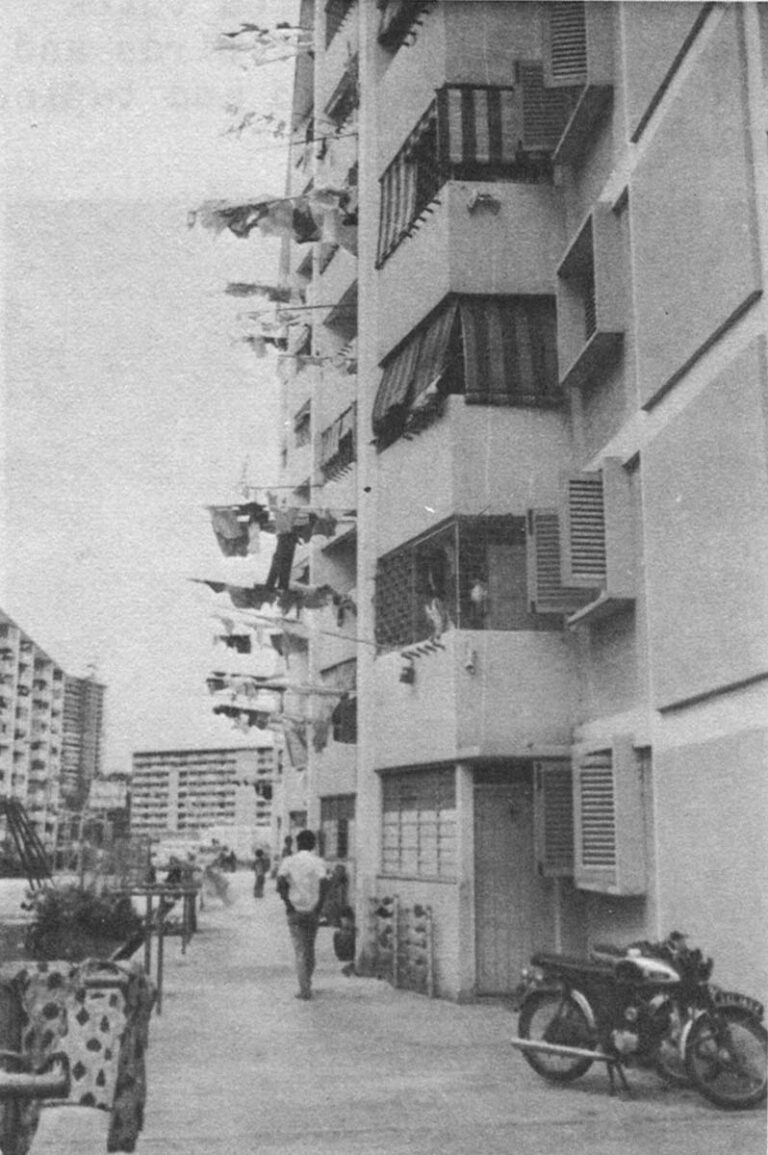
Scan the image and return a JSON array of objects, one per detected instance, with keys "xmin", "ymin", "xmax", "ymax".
[
  {"xmin": 459, "ymin": 295, "xmax": 559, "ymax": 403},
  {"xmin": 372, "ymin": 332, "xmax": 422, "ymax": 436},
  {"xmin": 413, "ymin": 301, "xmax": 459, "ymax": 404},
  {"xmin": 437, "ymin": 86, "xmax": 520, "ymax": 167},
  {"xmin": 373, "ymin": 295, "xmax": 560, "ymax": 442},
  {"xmin": 372, "ymin": 301, "xmax": 459, "ymax": 437}
]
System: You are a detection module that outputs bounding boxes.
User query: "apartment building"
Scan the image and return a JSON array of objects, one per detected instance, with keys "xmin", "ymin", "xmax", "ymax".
[
  {"xmin": 61, "ymin": 673, "xmax": 106, "ymax": 810},
  {"xmin": 271, "ymin": 0, "xmax": 361, "ymax": 880},
  {"xmin": 130, "ymin": 745, "xmax": 276, "ymax": 856},
  {"xmin": 0, "ymin": 609, "xmax": 66, "ymax": 852},
  {"xmin": 271, "ymin": 1, "xmax": 768, "ymax": 1001}
]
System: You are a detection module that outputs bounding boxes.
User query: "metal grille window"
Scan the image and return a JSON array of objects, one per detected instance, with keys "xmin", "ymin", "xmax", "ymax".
[
  {"xmin": 381, "ymin": 767, "xmax": 457, "ymax": 878},
  {"xmin": 320, "ymin": 794, "xmax": 355, "ymax": 859},
  {"xmin": 375, "ymin": 517, "xmax": 555, "ymax": 651}
]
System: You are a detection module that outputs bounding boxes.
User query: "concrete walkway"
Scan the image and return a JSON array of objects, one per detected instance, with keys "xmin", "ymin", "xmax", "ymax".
[{"xmin": 30, "ymin": 872, "xmax": 767, "ymax": 1154}]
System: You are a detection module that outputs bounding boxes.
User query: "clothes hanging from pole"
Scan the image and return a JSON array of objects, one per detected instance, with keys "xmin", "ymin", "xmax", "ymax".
[{"xmin": 264, "ymin": 534, "xmax": 297, "ymax": 592}]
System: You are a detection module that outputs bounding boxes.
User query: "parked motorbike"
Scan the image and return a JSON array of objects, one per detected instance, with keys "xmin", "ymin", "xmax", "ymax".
[{"xmin": 512, "ymin": 932, "xmax": 767, "ymax": 1109}]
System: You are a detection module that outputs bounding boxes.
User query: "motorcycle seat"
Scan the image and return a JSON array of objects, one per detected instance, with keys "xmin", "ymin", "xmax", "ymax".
[{"xmin": 531, "ymin": 951, "xmax": 614, "ymax": 977}]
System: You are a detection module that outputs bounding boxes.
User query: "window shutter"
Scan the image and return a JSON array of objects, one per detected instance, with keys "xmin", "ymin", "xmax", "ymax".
[
  {"xmin": 543, "ymin": 1, "xmax": 587, "ymax": 88},
  {"xmin": 559, "ymin": 459, "xmax": 635, "ymax": 610},
  {"xmin": 573, "ymin": 736, "xmax": 645, "ymax": 894},
  {"xmin": 560, "ymin": 472, "xmax": 606, "ymax": 588},
  {"xmin": 534, "ymin": 761, "xmax": 574, "ymax": 877},
  {"xmin": 516, "ymin": 61, "xmax": 577, "ymax": 152},
  {"xmin": 526, "ymin": 509, "xmax": 592, "ymax": 614}
]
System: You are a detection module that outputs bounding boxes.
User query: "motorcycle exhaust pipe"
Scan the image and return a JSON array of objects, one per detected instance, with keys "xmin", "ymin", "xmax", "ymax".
[{"xmin": 511, "ymin": 1037, "xmax": 616, "ymax": 1064}]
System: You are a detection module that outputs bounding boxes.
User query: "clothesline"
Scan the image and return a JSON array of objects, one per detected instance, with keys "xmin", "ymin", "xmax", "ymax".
[{"xmin": 210, "ymin": 606, "xmax": 376, "ymax": 648}]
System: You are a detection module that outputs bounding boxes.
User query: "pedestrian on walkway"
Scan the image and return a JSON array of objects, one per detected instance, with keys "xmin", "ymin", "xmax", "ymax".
[
  {"xmin": 252, "ymin": 849, "xmax": 267, "ymax": 898},
  {"xmin": 276, "ymin": 830, "xmax": 329, "ymax": 1000}
]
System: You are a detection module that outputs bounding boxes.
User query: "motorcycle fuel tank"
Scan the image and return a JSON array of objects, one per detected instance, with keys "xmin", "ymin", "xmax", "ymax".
[{"xmin": 615, "ymin": 952, "xmax": 680, "ymax": 985}]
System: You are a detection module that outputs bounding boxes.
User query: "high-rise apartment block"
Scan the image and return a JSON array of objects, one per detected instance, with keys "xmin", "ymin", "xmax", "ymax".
[
  {"xmin": 0, "ymin": 610, "xmax": 67, "ymax": 851},
  {"xmin": 61, "ymin": 674, "xmax": 106, "ymax": 810},
  {"xmin": 253, "ymin": 0, "xmax": 768, "ymax": 1000}
]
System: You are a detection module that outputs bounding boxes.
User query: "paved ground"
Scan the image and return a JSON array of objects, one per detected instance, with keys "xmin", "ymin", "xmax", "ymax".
[{"xmin": 14, "ymin": 873, "xmax": 768, "ymax": 1153}]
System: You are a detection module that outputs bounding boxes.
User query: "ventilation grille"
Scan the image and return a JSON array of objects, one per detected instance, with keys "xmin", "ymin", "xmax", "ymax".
[
  {"xmin": 537, "ymin": 764, "xmax": 574, "ymax": 873},
  {"xmin": 565, "ymin": 474, "xmax": 606, "ymax": 584},
  {"xmin": 578, "ymin": 750, "xmax": 615, "ymax": 868},
  {"xmin": 549, "ymin": 1, "xmax": 588, "ymax": 85}
]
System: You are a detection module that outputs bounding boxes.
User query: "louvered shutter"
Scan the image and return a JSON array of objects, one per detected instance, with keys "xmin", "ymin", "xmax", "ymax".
[
  {"xmin": 574, "ymin": 736, "xmax": 646, "ymax": 894},
  {"xmin": 534, "ymin": 761, "xmax": 574, "ymax": 877},
  {"xmin": 561, "ymin": 471, "xmax": 606, "ymax": 589},
  {"xmin": 516, "ymin": 61, "xmax": 577, "ymax": 152},
  {"xmin": 576, "ymin": 747, "xmax": 615, "ymax": 870},
  {"xmin": 543, "ymin": 1, "xmax": 587, "ymax": 88},
  {"xmin": 526, "ymin": 509, "xmax": 593, "ymax": 615}
]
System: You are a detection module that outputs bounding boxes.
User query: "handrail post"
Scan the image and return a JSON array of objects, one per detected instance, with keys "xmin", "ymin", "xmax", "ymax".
[
  {"xmin": 156, "ymin": 903, "xmax": 165, "ymax": 1015},
  {"xmin": 144, "ymin": 892, "xmax": 153, "ymax": 975}
]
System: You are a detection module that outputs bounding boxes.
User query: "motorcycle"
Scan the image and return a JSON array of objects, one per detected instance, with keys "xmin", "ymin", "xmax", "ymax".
[{"xmin": 512, "ymin": 932, "xmax": 767, "ymax": 1109}]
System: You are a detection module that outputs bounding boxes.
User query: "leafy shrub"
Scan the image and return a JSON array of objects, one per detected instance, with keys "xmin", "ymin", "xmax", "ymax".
[{"xmin": 23, "ymin": 884, "xmax": 143, "ymax": 958}]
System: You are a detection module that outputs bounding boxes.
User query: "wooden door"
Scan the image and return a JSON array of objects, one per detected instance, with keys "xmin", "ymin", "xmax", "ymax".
[{"xmin": 474, "ymin": 781, "xmax": 549, "ymax": 994}]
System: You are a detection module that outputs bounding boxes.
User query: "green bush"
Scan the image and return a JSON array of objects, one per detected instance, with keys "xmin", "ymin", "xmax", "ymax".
[{"xmin": 23, "ymin": 884, "xmax": 143, "ymax": 958}]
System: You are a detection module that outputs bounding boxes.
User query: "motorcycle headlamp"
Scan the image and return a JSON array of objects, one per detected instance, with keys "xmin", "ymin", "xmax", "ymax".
[{"xmin": 521, "ymin": 966, "xmax": 545, "ymax": 984}]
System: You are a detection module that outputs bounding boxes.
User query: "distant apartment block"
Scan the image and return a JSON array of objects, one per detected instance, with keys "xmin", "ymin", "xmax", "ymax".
[
  {"xmin": 0, "ymin": 609, "xmax": 66, "ymax": 850},
  {"xmin": 130, "ymin": 746, "xmax": 276, "ymax": 851}
]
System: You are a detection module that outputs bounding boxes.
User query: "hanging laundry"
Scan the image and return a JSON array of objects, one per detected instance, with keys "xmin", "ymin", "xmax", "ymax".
[
  {"xmin": 220, "ymin": 634, "xmax": 251, "ymax": 654},
  {"xmin": 312, "ymin": 716, "xmax": 331, "ymax": 752},
  {"xmin": 208, "ymin": 507, "xmax": 248, "ymax": 557},
  {"xmin": 283, "ymin": 718, "xmax": 308, "ymax": 770},
  {"xmin": 224, "ymin": 282, "xmax": 292, "ymax": 301}
]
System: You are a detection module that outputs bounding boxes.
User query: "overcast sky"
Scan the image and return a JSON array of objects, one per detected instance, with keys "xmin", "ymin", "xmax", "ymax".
[{"xmin": 1, "ymin": 0, "xmax": 300, "ymax": 769}]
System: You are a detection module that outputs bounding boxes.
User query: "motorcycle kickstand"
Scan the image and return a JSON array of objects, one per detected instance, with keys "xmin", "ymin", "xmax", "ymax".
[{"xmin": 607, "ymin": 1058, "xmax": 631, "ymax": 1096}]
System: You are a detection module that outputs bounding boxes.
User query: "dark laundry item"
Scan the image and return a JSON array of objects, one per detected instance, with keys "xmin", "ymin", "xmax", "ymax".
[
  {"xmin": 222, "ymin": 635, "xmax": 252, "ymax": 654},
  {"xmin": 265, "ymin": 533, "xmax": 298, "ymax": 591}
]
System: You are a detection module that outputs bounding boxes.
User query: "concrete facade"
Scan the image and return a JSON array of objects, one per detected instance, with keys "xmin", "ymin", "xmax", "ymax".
[{"xmin": 270, "ymin": 1, "xmax": 768, "ymax": 1003}]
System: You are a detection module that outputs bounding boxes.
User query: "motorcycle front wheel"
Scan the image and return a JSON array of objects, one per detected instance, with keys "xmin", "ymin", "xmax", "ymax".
[
  {"xmin": 685, "ymin": 1007, "xmax": 768, "ymax": 1109},
  {"xmin": 653, "ymin": 1006, "xmax": 690, "ymax": 1087},
  {"xmin": 517, "ymin": 991, "xmax": 596, "ymax": 1082}
]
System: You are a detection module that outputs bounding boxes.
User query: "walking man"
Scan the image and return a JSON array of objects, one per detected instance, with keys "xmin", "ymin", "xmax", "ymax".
[{"xmin": 276, "ymin": 830, "xmax": 329, "ymax": 1000}]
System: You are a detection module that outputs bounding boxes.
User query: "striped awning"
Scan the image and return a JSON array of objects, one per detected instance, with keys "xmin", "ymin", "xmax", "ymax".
[
  {"xmin": 373, "ymin": 295, "xmax": 559, "ymax": 442},
  {"xmin": 436, "ymin": 86, "xmax": 521, "ymax": 167},
  {"xmin": 411, "ymin": 301, "xmax": 459, "ymax": 404},
  {"xmin": 459, "ymin": 296, "xmax": 559, "ymax": 404},
  {"xmin": 372, "ymin": 301, "xmax": 458, "ymax": 437},
  {"xmin": 377, "ymin": 103, "xmax": 436, "ymax": 266}
]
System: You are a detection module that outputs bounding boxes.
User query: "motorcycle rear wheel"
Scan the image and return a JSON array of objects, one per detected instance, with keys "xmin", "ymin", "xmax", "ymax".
[
  {"xmin": 685, "ymin": 1007, "xmax": 768, "ymax": 1109},
  {"xmin": 518, "ymin": 992, "xmax": 596, "ymax": 1082}
]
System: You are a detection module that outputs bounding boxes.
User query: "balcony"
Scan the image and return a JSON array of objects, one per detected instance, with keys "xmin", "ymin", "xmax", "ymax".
[
  {"xmin": 372, "ymin": 629, "xmax": 577, "ymax": 770},
  {"xmin": 377, "ymin": 180, "xmax": 563, "ymax": 361}
]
